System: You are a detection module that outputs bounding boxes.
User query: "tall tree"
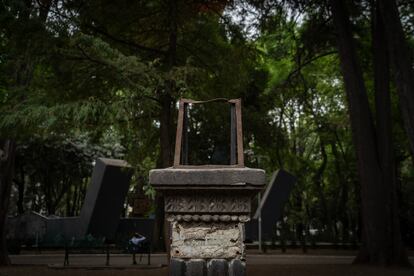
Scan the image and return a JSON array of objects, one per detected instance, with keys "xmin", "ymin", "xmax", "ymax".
[
  {"xmin": 371, "ymin": 0, "xmax": 407, "ymax": 265},
  {"xmin": 153, "ymin": 0, "xmax": 177, "ymax": 253},
  {"xmin": 329, "ymin": 0, "xmax": 408, "ymax": 265},
  {"xmin": 0, "ymin": 0, "xmax": 53, "ymax": 264},
  {"xmin": 0, "ymin": 140, "xmax": 15, "ymax": 265},
  {"xmin": 378, "ymin": 0, "xmax": 414, "ymax": 160}
]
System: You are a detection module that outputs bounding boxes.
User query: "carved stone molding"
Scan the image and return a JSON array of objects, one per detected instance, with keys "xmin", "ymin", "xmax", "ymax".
[
  {"xmin": 166, "ymin": 214, "xmax": 250, "ymax": 222},
  {"xmin": 164, "ymin": 194, "xmax": 251, "ymax": 213}
]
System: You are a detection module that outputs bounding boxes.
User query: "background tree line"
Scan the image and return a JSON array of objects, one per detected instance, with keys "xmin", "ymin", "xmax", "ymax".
[{"xmin": 0, "ymin": 0, "xmax": 413, "ymax": 266}]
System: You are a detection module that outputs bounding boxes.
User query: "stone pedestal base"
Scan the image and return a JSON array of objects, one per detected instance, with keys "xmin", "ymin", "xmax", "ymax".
[
  {"xmin": 171, "ymin": 258, "xmax": 245, "ymax": 276},
  {"xmin": 149, "ymin": 167, "xmax": 265, "ymax": 276},
  {"xmin": 168, "ymin": 218, "xmax": 247, "ymax": 275}
]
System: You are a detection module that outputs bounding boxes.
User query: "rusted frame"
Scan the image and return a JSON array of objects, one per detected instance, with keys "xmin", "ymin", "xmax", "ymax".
[
  {"xmin": 173, "ymin": 98, "xmax": 244, "ymax": 168},
  {"xmin": 229, "ymin": 99, "xmax": 244, "ymax": 166}
]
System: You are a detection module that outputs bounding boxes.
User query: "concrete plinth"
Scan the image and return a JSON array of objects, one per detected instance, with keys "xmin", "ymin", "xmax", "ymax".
[{"xmin": 149, "ymin": 167, "xmax": 265, "ymax": 276}]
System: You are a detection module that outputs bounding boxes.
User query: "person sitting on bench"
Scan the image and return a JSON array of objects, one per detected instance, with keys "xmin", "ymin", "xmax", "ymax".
[
  {"xmin": 129, "ymin": 233, "xmax": 146, "ymax": 264},
  {"xmin": 130, "ymin": 232, "xmax": 146, "ymax": 247}
]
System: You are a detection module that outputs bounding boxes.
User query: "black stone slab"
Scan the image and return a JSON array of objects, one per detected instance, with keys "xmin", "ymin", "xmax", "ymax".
[
  {"xmin": 78, "ymin": 158, "xmax": 133, "ymax": 239},
  {"xmin": 170, "ymin": 258, "xmax": 185, "ymax": 276},
  {"xmin": 186, "ymin": 259, "xmax": 206, "ymax": 276},
  {"xmin": 252, "ymin": 169, "xmax": 296, "ymax": 240},
  {"xmin": 207, "ymin": 259, "xmax": 228, "ymax": 276},
  {"xmin": 229, "ymin": 259, "xmax": 245, "ymax": 276}
]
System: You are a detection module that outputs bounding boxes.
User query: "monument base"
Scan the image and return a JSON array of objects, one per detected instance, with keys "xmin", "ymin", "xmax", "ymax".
[
  {"xmin": 149, "ymin": 167, "xmax": 265, "ymax": 276},
  {"xmin": 170, "ymin": 258, "xmax": 245, "ymax": 276}
]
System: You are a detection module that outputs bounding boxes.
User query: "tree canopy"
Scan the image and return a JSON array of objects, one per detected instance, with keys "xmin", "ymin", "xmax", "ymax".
[{"xmin": 1, "ymin": 0, "xmax": 413, "ymax": 266}]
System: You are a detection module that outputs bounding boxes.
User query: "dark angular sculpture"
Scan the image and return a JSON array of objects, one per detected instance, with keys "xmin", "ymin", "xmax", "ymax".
[
  {"xmin": 254, "ymin": 169, "xmax": 296, "ymax": 240},
  {"xmin": 78, "ymin": 158, "xmax": 133, "ymax": 239}
]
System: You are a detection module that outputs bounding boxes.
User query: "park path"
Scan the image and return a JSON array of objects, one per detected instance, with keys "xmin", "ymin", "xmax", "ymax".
[{"xmin": 9, "ymin": 253, "xmax": 414, "ymax": 266}]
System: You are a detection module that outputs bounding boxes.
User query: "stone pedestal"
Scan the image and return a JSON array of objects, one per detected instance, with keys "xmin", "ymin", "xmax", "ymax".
[{"xmin": 149, "ymin": 167, "xmax": 265, "ymax": 276}]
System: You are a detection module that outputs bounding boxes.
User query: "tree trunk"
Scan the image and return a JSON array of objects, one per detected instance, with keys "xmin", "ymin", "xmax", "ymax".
[
  {"xmin": 15, "ymin": 163, "xmax": 25, "ymax": 215},
  {"xmin": 371, "ymin": 0, "xmax": 408, "ymax": 265},
  {"xmin": 313, "ymin": 140, "xmax": 329, "ymax": 229},
  {"xmin": 66, "ymin": 186, "xmax": 72, "ymax": 217},
  {"xmin": 0, "ymin": 140, "xmax": 16, "ymax": 266},
  {"xmin": 159, "ymin": 94, "xmax": 174, "ymax": 168},
  {"xmin": 152, "ymin": 0, "xmax": 177, "ymax": 253},
  {"xmin": 329, "ymin": 0, "xmax": 408, "ymax": 265},
  {"xmin": 331, "ymin": 141, "xmax": 349, "ymax": 244},
  {"xmin": 378, "ymin": 0, "xmax": 414, "ymax": 160}
]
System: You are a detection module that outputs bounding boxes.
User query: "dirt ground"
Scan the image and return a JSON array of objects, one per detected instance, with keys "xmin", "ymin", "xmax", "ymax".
[
  {"xmin": 1, "ymin": 264, "xmax": 413, "ymax": 276},
  {"xmin": 3, "ymin": 250, "xmax": 414, "ymax": 276}
]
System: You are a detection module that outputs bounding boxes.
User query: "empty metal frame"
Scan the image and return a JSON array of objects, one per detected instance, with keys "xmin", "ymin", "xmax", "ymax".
[{"xmin": 173, "ymin": 98, "xmax": 244, "ymax": 167}]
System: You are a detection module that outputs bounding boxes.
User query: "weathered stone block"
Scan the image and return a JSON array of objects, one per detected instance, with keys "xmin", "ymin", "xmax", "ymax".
[
  {"xmin": 170, "ymin": 258, "xmax": 185, "ymax": 276},
  {"xmin": 186, "ymin": 259, "xmax": 206, "ymax": 276},
  {"xmin": 229, "ymin": 259, "xmax": 246, "ymax": 276},
  {"xmin": 207, "ymin": 259, "xmax": 228, "ymax": 276},
  {"xmin": 149, "ymin": 167, "xmax": 265, "ymax": 186},
  {"xmin": 171, "ymin": 221, "xmax": 244, "ymax": 259}
]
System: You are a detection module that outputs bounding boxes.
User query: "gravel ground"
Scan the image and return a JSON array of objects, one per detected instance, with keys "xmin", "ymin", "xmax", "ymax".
[
  {"xmin": 2, "ymin": 251, "xmax": 413, "ymax": 276},
  {"xmin": 0, "ymin": 264, "xmax": 413, "ymax": 276}
]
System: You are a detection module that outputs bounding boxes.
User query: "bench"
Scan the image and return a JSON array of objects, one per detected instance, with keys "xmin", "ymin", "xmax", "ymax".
[
  {"xmin": 63, "ymin": 237, "xmax": 114, "ymax": 266},
  {"xmin": 126, "ymin": 240, "xmax": 151, "ymax": 265},
  {"xmin": 63, "ymin": 238, "xmax": 151, "ymax": 266}
]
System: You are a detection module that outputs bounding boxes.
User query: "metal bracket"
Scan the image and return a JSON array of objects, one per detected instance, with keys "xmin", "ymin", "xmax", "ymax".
[{"xmin": 173, "ymin": 98, "xmax": 244, "ymax": 167}]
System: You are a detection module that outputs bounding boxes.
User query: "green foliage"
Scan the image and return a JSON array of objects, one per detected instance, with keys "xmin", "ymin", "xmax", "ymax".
[
  {"xmin": 11, "ymin": 133, "xmax": 124, "ymax": 215},
  {"xmin": 1, "ymin": 0, "xmax": 413, "ymax": 248}
]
